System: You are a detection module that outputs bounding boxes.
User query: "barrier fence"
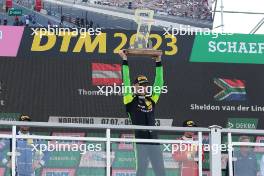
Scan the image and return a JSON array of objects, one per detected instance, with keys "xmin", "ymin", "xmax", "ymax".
[{"xmin": 0, "ymin": 121, "xmax": 264, "ymax": 176}]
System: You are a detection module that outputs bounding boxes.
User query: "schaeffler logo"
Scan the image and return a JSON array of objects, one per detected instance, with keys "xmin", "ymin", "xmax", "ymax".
[{"xmin": 0, "ymin": 30, "xmax": 3, "ymax": 40}]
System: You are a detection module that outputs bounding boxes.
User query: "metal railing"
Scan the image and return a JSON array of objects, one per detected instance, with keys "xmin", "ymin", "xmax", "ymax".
[
  {"xmin": 221, "ymin": 128, "xmax": 264, "ymax": 176},
  {"xmin": 1, "ymin": 121, "xmax": 264, "ymax": 176},
  {"xmin": 0, "ymin": 121, "xmax": 211, "ymax": 176}
]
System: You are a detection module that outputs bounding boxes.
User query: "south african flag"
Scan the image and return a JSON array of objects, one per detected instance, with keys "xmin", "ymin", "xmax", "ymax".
[{"xmin": 214, "ymin": 78, "xmax": 247, "ymax": 101}]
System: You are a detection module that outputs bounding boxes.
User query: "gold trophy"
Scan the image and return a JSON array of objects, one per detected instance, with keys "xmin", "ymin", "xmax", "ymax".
[{"xmin": 124, "ymin": 3, "xmax": 162, "ymax": 58}]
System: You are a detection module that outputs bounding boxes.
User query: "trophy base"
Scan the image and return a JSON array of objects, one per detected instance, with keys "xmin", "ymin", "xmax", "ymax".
[{"xmin": 124, "ymin": 49, "xmax": 162, "ymax": 57}]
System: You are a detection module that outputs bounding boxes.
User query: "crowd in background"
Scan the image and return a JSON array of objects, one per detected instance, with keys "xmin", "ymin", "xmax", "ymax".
[
  {"xmin": 0, "ymin": 14, "xmax": 36, "ymax": 26},
  {"xmin": 91, "ymin": 0, "xmax": 212, "ymax": 21},
  {"xmin": 0, "ymin": 15, "xmax": 100, "ymax": 27},
  {"xmin": 0, "ymin": 0, "xmax": 212, "ymax": 27}
]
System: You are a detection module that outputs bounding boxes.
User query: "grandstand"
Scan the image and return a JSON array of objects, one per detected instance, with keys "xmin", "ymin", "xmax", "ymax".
[{"xmin": 87, "ymin": 0, "xmax": 212, "ymax": 21}]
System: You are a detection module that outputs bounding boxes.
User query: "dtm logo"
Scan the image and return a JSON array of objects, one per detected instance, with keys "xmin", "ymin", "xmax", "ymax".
[{"xmin": 0, "ymin": 30, "xmax": 2, "ymax": 40}]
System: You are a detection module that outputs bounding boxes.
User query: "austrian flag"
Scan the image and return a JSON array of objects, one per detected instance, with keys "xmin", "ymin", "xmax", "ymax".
[{"xmin": 92, "ymin": 63, "xmax": 122, "ymax": 85}]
